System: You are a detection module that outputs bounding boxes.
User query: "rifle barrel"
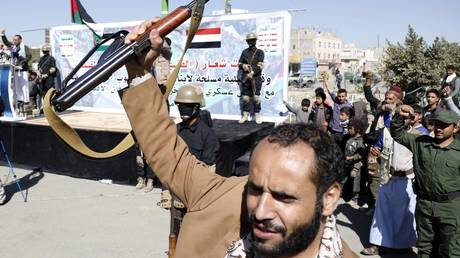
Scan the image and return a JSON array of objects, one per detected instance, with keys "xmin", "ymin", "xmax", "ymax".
[{"xmin": 53, "ymin": 0, "xmax": 206, "ymax": 112}]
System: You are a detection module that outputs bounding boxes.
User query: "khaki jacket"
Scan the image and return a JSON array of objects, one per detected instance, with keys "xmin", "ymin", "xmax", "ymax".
[{"xmin": 121, "ymin": 76, "xmax": 358, "ymax": 258}]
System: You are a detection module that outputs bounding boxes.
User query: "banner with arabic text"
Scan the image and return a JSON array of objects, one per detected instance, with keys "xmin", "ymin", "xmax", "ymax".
[
  {"xmin": 168, "ymin": 11, "xmax": 291, "ymax": 122},
  {"xmin": 50, "ymin": 11, "xmax": 291, "ymax": 122}
]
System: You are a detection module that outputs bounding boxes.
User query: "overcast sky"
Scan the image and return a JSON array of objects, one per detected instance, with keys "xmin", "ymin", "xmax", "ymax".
[{"xmin": 1, "ymin": 0, "xmax": 458, "ymax": 48}]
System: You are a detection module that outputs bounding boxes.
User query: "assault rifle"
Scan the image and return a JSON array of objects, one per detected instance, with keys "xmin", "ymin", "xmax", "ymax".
[{"xmin": 51, "ymin": 0, "xmax": 209, "ymax": 112}]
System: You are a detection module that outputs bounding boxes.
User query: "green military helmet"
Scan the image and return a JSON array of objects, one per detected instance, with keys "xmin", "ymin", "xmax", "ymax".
[
  {"xmin": 246, "ymin": 32, "xmax": 258, "ymax": 41},
  {"xmin": 175, "ymin": 84, "xmax": 204, "ymax": 107},
  {"xmin": 41, "ymin": 43, "xmax": 51, "ymax": 52}
]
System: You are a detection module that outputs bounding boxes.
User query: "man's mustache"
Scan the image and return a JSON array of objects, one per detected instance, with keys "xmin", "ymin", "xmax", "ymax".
[{"xmin": 251, "ymin": 215, "xmax": 286, "ymax": 235}]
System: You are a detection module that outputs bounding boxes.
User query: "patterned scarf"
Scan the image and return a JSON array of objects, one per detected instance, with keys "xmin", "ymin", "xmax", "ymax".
[{"xmin": 225, "ymin": 215, "xmax": 343, "ymax": 258}]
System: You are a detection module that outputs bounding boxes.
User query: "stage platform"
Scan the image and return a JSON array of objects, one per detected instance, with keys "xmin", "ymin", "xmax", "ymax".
[{"xmin": 0, "ymin": 111, "xmax": 273, "ymax": 184}]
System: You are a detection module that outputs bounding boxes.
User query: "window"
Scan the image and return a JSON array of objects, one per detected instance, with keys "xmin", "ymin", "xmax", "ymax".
[
  {"xmin": 318, "ymin": 41, "xmax": 322, "ymax": 48},
  {"xmin": 293, "ymin": 44, "xmax": 296, "ymax": 50},
  {"xmin": 333, "ymin": 43, "xmax": 335, "ymax": 49},
  {"xmin": 328, "ymin": 42, "xmax": 331, "ymax": 48},
  {"xmin": 328, "ymin": 53, "xmax": 331, "ymax": 59}
]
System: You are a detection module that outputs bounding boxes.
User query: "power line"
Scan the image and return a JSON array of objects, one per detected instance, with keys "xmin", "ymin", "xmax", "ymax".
[
  {"xmin": 287, "ymin": 8, "xmax": 307, "ymax": 13},
  {"xmin": 19, "ymin": 28, "xmax": 48, "ymax": 33}
]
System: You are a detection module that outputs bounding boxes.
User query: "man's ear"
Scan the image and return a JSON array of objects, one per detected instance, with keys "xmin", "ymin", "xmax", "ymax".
[
  {"xmin": 454, "ymin": 123, "xmax": 459, "ymax": 134},
  {"xmin": 321, "ymin": 182, "xmax": 341, "ymax": 216}
]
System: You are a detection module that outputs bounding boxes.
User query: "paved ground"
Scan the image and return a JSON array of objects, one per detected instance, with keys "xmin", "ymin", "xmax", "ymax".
[{"xmin": 0, "ymin": 165, "xmax": 416, "ymax": 258}]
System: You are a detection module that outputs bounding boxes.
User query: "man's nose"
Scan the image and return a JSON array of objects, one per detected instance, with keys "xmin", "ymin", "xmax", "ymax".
[{"xmin": 254, "ymin": 193, "xmax": 276, "ymax": 221}]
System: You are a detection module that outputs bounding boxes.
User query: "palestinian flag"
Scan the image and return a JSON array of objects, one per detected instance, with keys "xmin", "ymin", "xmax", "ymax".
[
  {"xmin": 189, "ymin": 28, "xmax": 222, "ymax": 49},
  {"xmin": 71, "ymin": 0, "xmax": 109, "ymax": 44},
  {"xmin": 71, "ymin": 0, "xmax": 95, "ymax": 24}
]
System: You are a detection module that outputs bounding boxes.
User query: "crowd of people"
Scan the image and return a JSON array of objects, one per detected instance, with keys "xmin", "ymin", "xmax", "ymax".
[
  {"xmin": 0, "ymin": 29, "xmax": 57, "ymax": 117},
  {"xmin": 284, "ymin": 68, "xmax": 460, "ymax": 256},
  {"xmin": 0, "ymin": 17, "xmax": 459, "ymax": 258},
  {"xmin": 118, "ymin": 19, "xmax": 460, "ymax": 258}
]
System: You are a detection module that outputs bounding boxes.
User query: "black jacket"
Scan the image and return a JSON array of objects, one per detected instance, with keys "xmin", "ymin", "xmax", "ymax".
[
  {"xmin": 1, "ymin": 35, "xmax": 31, "ymax": 71},
  {"xmin": 309, "ymin": 104, "xmax": 333, "ymax": 125},
  {"xmin": 38, "ymin": 54, "xmax": 57, "ymax": 90},
  {"xmin": 177, "ymin": 116, "xmax": 220, "ymax": 166},
  {"xmin": 238, "ymin": 46, "xmax": 264, "ymax": 77}
]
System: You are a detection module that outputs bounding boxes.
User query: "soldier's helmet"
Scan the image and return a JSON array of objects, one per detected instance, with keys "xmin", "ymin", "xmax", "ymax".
[
  {"xmin": 246, "ymin": 32, "xmax": 258, "ymax": 41},
  {"xmin": 175, "ymin": 85, "xmax": 203, "ymax": 107},
  {"xmin": 41, "ymin": 43, "xmax": 51, "ymax": 52}
]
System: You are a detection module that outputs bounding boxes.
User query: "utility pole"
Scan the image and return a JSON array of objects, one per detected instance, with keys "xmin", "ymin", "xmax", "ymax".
[
  {"xmin": 225, "ymin": 0, "xmax": 232, "ymax": 14},
  {"xmin": 20, "ymin": 28, "xmax": 49, "ymax": 43}
]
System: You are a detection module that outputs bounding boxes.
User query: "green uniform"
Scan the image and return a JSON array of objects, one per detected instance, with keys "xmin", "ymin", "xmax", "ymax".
[{"xmin": 391, "ymin": 114, "xmax": 460, "ymax": 257}]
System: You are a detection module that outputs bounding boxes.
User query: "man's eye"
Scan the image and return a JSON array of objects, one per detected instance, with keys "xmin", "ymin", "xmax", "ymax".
[
  {"xmin": 273, "ymin": 193, "xmax": 296, "ymax": 203},
  {"xmin": 248, "ymin": 186, "xmax": 262, "ymax": 196}
]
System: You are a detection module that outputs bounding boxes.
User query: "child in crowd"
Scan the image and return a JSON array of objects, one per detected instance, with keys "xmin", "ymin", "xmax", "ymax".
[
  {"xmin": 343, "ymin": 118, "xmax": 366, "ymax": 204},
  {"xmin": 283, "ymin": 98, "xmax": 311, "ymax": 123},
  {"xmin": 309, "ymin": 89, "xmax": 333, "ymax": 132},
  {"xmin": 410, "ymin": 104, "xmax": 429, "ymax": 135},
  {"xmin": 339, "ymin": 106, "xmax": 354, "ymax": 135}
]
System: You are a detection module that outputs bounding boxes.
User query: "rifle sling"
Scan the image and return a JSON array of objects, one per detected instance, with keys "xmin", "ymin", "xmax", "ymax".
[{"xmin": 43, "ymin": 1, "xmax": 205, "ymax": 159}]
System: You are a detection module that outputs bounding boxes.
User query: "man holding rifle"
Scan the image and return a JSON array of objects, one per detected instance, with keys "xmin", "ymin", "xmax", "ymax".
[
  {"xmin": 238, "ymin": 32, "xmax": 265, "ymax": 124},
  {"xmin": 121, "ymin": 19, "xmax": 357, "ymax": 258}
]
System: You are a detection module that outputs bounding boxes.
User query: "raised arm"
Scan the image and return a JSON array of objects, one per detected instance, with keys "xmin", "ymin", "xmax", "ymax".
[
  {"xmin": 390, "ymin": 105, "xmax": 417, "ymax": 151},
  {"xmin": 363, "ymin": 72, "xmax": 381, "ymax": 111},
  {"xmin": 284, "ymin": 100, "xmax": 299, "ymax": 114},
  {"xmin": 121, "ymin": 19, "xmax": 244, "ymax": 211},
  {"xmin": 323, "ymin": 76, "xmax": 332, "ymax": 95},
  {"xmin": 0, "ymin": 29, "xmax": 12, "ymax": 47},
  {"xmin": 442, "ymin": 85, "xmax": 460, "ymax": 116}
]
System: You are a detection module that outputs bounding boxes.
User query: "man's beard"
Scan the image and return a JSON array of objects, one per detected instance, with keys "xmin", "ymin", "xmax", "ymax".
[{"xmin": 252, "ymin": 200, "xmax": 322, "ymax": 258}]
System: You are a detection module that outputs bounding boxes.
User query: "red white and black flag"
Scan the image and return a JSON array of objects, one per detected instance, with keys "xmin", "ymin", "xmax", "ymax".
[{"xmin": 189, "ymin": 28, "xmax": 222, "ymax": 49}]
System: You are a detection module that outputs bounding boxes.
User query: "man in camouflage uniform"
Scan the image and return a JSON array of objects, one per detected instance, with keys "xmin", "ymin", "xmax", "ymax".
[
  {"xmin": 238, "ymin": 32, "xmax": 264, "ymax": 124},
  {"xmin": 391, "ymin": 107, "xmax": 460, "ymax": 257}
]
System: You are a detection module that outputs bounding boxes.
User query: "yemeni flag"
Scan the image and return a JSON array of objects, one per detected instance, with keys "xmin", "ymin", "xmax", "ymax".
[
  {"xmin": 71, "ymin": 0, "xmax": 95, "ymax": 24},
  {"xmin": 189, "ymin": 28, "xmax": 222, "ymax": 49}
]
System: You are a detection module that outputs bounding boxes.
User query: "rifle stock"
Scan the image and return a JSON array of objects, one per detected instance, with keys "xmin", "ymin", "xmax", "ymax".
[
  {"xmin": 168, "ymin": 235, "xmax": 177, "ymax": 258},
  {"xmin": 52, "ymin": 0, "xmax": 209, "ymax": 112}
]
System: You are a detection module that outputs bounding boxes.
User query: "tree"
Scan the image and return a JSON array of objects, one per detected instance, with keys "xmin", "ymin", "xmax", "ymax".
[
  {"xmin": 426, "ymin": 37, "xmax": 460, "ymax": 84},
  {"xmin": 383, "ymin": 25, "xmax": 460, "ymax": 90}
]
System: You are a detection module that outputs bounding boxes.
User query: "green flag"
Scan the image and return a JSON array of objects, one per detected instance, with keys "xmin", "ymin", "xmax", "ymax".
[{"xmin": 162, "ymin": 0, "xmax": 169, "ymax": 17}]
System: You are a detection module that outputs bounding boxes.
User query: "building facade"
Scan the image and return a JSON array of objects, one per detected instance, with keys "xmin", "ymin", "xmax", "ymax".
[
  {"xmin": 290, "ymin": 28, "xmax": 342, "ymax": 66},
  {"xmin": 341, "ymin": 43, "xmax": 383, "ymax": 76}
]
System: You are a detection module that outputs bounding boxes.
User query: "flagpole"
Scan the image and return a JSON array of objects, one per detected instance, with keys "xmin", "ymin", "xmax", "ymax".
[{"xmin": 162, "ymin": 0, "xmax": 169, "ymax": 17}]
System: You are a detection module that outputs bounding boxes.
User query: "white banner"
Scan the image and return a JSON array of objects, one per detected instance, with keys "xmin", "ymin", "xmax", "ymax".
[{"xmin": 50, "ymin": 11, "xmax": 291, "ymax": 122}]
